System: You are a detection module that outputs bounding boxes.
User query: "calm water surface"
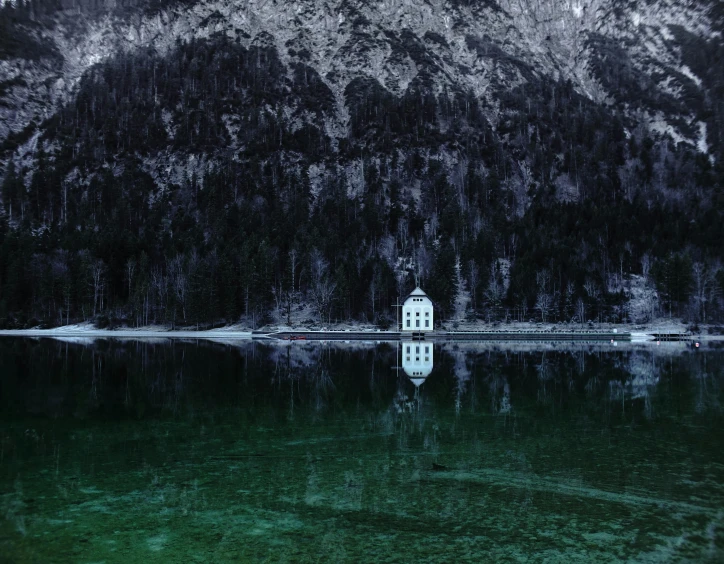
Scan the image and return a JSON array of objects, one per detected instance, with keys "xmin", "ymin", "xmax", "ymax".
[{"xmin": 1, "ymin": 339, "xmax": 723, "ymax": 562}]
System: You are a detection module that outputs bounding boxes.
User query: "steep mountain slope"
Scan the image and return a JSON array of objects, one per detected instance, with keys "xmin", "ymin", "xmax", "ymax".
[
  {"xmin": 1, "ymin": 0, "xmax": 720, "ymax": 156},
  {"xmin": 0, "ymin": 0, "xmax": 722, "ymax": 328}
]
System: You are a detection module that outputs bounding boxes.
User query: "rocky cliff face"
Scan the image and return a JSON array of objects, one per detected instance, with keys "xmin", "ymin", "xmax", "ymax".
[{"xmin": 0, "ymin": 0, "xmax": 719, "ymax": 161}]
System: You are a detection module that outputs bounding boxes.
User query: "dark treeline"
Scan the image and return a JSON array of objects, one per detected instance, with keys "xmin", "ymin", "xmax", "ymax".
[{"xmin": 1, "ymin": 33, "xmax": 723, "ymax": 328}]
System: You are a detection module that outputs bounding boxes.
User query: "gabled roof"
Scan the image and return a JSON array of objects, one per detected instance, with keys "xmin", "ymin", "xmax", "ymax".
[{"xmin": 404, "ymin": 287, "xmax": 432, "ymax": 304}]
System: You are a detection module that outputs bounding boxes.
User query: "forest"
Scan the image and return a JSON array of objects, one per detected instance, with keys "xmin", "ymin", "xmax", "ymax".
[{"xmin": 1, "ymin": 2, "xmax": 723, "ymax": 329}]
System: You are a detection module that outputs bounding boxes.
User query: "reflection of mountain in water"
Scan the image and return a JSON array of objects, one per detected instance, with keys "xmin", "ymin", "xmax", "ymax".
[{"xmin": 402, "ymin": 342, "xmax": 433, "ymax": 387}]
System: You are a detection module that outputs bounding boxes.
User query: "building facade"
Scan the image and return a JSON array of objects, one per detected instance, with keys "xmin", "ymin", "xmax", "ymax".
[{"xmin": 401, "ymin": 287, "xmax": 434, "ymax": 332}]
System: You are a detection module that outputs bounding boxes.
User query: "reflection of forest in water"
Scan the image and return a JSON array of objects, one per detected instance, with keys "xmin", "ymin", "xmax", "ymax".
[
  {"xmin": 1, "ymin": 339, "xmax": 724, "ymax": 561},
  {"xmin": 1, "ymin": 339, "xmax": 721, "ymax": 422}
]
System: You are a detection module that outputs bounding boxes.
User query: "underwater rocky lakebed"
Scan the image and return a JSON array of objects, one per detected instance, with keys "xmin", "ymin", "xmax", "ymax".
[{"xmin": 1, "ymin": 338, "xmax": 723, "ymax": 562}]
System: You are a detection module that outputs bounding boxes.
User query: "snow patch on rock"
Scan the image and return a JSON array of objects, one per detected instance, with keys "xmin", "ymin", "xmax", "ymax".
[{"xmin": 680, "ymin": 64, "xmax": 702, "ymax": 88}]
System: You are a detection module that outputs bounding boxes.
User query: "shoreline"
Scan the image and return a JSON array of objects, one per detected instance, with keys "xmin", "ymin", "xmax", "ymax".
[
  {"xmin": 0, "ymin": 329, "xmax": 253, "ymax": 339},
  {"xmin": 0, "ymin": 327, "xmax": 720, "ymax": 343}
]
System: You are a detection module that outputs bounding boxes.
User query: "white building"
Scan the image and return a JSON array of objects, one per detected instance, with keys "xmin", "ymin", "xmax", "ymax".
[
  {"xmin": 402, "ymin": 342, "xmax": 433, "ymax": 387},
  {"xmin": 402, "ymin": 287, "xmax": 434, "ymax": 332}
]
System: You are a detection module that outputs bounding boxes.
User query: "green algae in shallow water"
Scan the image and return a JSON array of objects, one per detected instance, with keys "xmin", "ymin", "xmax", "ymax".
[{"xmin": 1, "ymin": 339, "xmax": 723, "ymax": 562}]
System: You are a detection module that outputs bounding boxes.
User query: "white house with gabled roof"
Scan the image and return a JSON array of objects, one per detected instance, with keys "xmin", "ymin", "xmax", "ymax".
[{"xmin": 402, "ymin": 287, "xmax": 433, "ymax": 332}]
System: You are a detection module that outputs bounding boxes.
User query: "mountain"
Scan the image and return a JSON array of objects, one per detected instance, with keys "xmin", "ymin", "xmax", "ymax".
[{"xmin": 0, "ymin": 0, "xmax": 722, "ymax": 328}]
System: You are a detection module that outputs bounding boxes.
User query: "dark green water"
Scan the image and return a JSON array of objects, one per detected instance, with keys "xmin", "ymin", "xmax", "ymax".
[{"xmin": 1, "ymin": 339, "xmax": 723, "ymax": 562}]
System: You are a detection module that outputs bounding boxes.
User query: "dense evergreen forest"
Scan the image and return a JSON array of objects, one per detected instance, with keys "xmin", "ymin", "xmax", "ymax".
[{"xmin": 1, "ymin": 0, "xmax": 723, "ymax": 329}]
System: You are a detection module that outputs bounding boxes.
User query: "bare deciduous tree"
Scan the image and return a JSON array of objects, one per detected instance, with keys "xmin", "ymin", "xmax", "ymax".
[
  {"xmin": 151, "ymin": 266, "xmax": 168, "ymax": 321},
  {"xmin": 369, "ymin": 272, "xmax": 377, "ymax": 320},
  {"xmin": 89, "ymin": 259, "xmax": 106, "ymax": 316},
  {"xmin": 583, "ymin": 279, "xmax": 599, "ymax": 300},
  {"xmin": 272, "ymin": 281, "xmax": 295, "ymax": 325},
  {"xmin": 576, "ymin": 297, "xmax": 586, "ymax": 325},
  {"xmin": 309, "ymin": 248, "xmax": 327, "ymax": 286},
  {"xmin": 125, "ymin": 257, "xmax": 136, "ymax": 299},
  {"xmin": 518, "ymin": 300, "xmax": 528, "ymax": 322},
  {"xmin": 309, "ymin": 248, "xmax": 336, "ymax": 323},
  {"xmin": 397, "ymin": 219, "xmax": 409, "ymax": 257},
  {"xmin": 272, "ymin": 283, "xmax": 283, "ymax": 316},
  {"xmin": 288, "ymin": 249, "xmax": 299, "ymax": 293},
  {"xmin": 169, "ymin": 255, "xmax": 189, "ymax": 323},
  {"xmin": 641, "ymin": 252, "xmax": 652, "ymax": 280},
  {"xmin": 534, "ymin": 269, "xmax": 553, "ymax": 322},
  {"xmin": 536, "ymin": 269, "xmax": 551, "ymax": 293},
  {"xmin": 485, "ymin": 261, "xmax": 504, "ymax": 312},
  {"xmin": 583, "ymin": 278, "xmax": 600, "ymax": 323},
  {"xmin": 535, "ymin": 291, "xmax": 553, "ymax": 322},
  {"xmin": 692, "ymin": 262, "xmax": 717, "ymax": 323},
  {"xmin": 312, "ymin": 279, "xmax": 337, "ymax": 324}
]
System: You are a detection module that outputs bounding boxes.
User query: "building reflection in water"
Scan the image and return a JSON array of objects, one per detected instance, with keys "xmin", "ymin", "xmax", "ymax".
[{"xmin": 401, "ymin": 341, "xmax": 434, "ymax": 388}]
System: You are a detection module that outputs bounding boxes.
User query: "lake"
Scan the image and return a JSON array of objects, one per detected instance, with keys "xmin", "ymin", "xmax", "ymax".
[{"xmin": 1, "ymin": 338, "xmax": 723, "ymax": 562}]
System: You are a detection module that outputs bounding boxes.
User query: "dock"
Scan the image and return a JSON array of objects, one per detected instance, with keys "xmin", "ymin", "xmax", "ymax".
[{"xmin": 649, "ymin": 332, "xmax": 694, "ymax": 342}]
